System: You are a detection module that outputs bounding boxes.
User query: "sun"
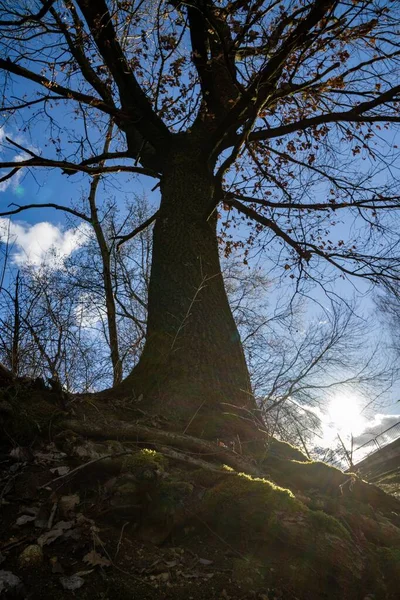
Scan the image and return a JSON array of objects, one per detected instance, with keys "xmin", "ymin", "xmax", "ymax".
[{"xmin": 326, "ymin": 394, "xmax": 366, "ymax": 437}]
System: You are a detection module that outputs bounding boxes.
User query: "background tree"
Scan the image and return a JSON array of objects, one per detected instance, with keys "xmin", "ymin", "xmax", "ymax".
[{"xmin": 1, "ymin": 0, "xmax": 400, "ymax": 440}]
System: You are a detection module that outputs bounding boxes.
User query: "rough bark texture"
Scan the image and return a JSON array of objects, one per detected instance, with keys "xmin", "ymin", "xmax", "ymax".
[{"xmin": 123, "ymin": 137, "xmax": 258, "ymax": 441}]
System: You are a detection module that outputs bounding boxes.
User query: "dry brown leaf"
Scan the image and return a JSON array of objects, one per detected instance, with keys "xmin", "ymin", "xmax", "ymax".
[
  {"xmin": 59, "ymin": 494, "xmax": 79, "ymax": 516},
  {"xmin": 37, "ymin": 521, "xmax": 73, "ymax": 547},
  {"xmin": 83, "ymin": 550, "xmax": 111, "ymax": 568}
]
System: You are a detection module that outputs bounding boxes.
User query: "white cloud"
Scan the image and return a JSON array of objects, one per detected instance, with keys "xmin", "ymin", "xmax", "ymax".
[
  {"xmin": 352, "ymin": 412, "xmax": 400, "ymax": 447},
  {"xmin": 0, "ymin": 218, "xmax": 92, "ymax": 268},
  {"xmin": 0, "ymin": 166, "xmax": 23, "ymax": 193}
]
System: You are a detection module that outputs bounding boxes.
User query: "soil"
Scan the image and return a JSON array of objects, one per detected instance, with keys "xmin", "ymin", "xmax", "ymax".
[
  {"xmin": 0, "ymin": 441, "xmax": 294, "ymax": 600},
  {"xmin": 1, "ymin": 382, "xmax": 400, "ymax": 600}
]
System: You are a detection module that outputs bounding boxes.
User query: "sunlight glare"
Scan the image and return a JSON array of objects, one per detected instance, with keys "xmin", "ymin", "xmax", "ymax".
[{"xmin": 327, "ymin": 394, "xmax": 366, "ymax": 437}]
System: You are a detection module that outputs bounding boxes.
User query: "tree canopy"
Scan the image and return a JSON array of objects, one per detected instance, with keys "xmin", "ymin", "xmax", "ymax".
[{"xmin": 0, "ymin": 0, "xmax": 399, "ymax": 284}]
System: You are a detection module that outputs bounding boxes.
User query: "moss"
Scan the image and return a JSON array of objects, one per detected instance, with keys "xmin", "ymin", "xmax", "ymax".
[
  {"xmin": 150, "ymin": 480, "xmax": 194, "ymax": 517},
  {"xmin": 267, "ymin": 438, "xmax": 309, "ymax": 462},
  {"xmin": 122, "ymin": 448, "xmax": 167, "ymax": 474},
  {"xmin": 378, "ymin": 547, "xmax": 400, "ymax": 596},
  {"xmin": 115, "ymin": 479, "xmax": 139, "ymax": 496},
  {"xmin": 308, "ymin": 509, "xmax": 351, "ymax": 540},
  {"xmin": 202, "ymin": 471, "xmax": 301, "ymax": 542},
  {"xmin": 265, "ymin": 457, "xmax": 350, "ymax": 494},
  {"xmin": 185, "ymin": 466, "xmax": 232, "ymax": 488},
  {"xmin": 198, "ymin": 469, "xmax": 363, "ymax": 599}
]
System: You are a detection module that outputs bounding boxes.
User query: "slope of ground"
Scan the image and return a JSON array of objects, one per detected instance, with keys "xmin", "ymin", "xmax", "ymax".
[{"xmin": 1, "ymin": 382, "xmax": 400, "ymax": 599}]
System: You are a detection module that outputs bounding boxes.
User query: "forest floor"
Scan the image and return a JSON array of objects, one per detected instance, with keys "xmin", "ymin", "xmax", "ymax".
[
  {"xmin": 0, "ymin": 439, "xmax": 298, "ymax": 600},
  {"xmin": 1, "ymin": 386, "xmax": 400, "ymax": 600}
]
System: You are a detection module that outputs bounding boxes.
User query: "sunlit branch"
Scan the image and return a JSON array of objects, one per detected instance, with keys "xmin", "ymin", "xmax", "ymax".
[
  {"xmin": 0, "ymin": 95, "xmax": 63, "ymax": 111},
  {"xmin": 75, "ymin": 0, "xmax": 170, "ymax": 150},
  {"xmin": 50, "ymin": 5, "xmax": 114, "ymax": 106},
  {"xmin": 210, "ymin": 0, "xmax": 337, "ymax": 153}
]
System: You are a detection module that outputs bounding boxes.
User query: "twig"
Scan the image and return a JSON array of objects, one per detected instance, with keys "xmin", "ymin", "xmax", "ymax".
[
  {"xmin": 157, "ymin": 446, "xmax": 235, "ymax": 474},
  {"xmin": 182, "ymin": 400, "xmax": 206, "ymax": 435},
  {"xmin": 38, "ymin": 451, "xmax": 132, "ymax": 489},
  {"xmin": 114, "ymin": 521, "xmax": 130, "ymax": 560},
  {"xmin": 47, "ymin": 501, "xmax": 58, "ymax": 529},
  {"xmin": 115, "ymin": 211, "xmax": 159, "ymax": 251}
]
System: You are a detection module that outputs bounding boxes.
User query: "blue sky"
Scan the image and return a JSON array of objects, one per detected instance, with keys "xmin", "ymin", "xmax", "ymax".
[{"xmin": 1, "ymin": 46, "xmax": 400, "ymax": 453}]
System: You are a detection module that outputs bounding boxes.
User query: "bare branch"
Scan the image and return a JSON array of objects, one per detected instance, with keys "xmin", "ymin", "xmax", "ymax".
[{"xmin": 115, "ymin": 211, "xmax": 159, "ymax": 251}]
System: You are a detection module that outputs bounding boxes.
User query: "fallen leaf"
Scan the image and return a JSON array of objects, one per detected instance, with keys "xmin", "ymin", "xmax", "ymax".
[
  {"xmin": 50, "ymin": 466, "xmax": 70, "ymax": 476},
  {"xmin": 0, "ymin": 570, "xmax": 22, "ymax": 594},
  {"xmin": 16, "ymin": 515, "xmax": 36, "ymax": 526},
  {"xmin": 37, "ymin": 521, "xmax": 74, "ymax": 547},
  {"xmin": 59, "ymin": 574, "xmax": 85, "ymax": 590},
  {"xmin": 50, "ymin": 557, "xmax": 64, "ymax": 574},
  {"xmin": 19, "ymin": 506, "xmax": 39, "ymax": 517},
  {"xmin": 198, "ymin": 558, "xmax": 213, "ymax": 566},
  {"xmin": 59, "ymin": 494, "xmax": 79, "ymax": 516},
  {"xmin": 83, "ymin": 550, "xmax": 111, "ymax": 567},
  {"xmin": 9, "ymin": 447, "xmax": 33, "ymax": 462},
  {"xmin": 62, "ymin": 528, "xmax": 82, "ymax": 541},
  {"xmin": 164, "ymin": 560, "xmax": 178, "ymax": 568},
  {"xmin": 34, "ymin": 450, "xmax": 67, "ymax": 464}
]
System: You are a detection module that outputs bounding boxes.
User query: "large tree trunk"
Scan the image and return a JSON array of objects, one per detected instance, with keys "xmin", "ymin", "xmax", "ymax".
[{"xmin": 124, "ymin": 139, "xmax": 259, "ymax": 442}]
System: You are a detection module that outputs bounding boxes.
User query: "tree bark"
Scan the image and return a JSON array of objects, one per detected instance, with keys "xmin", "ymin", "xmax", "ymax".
[
  {"xmin": 88, "ymin": 177, "xmax": 122, "ymax": 387},
  {"xmin": 123, "ymin": 138, "xmax": 259, "ymax": 442}
]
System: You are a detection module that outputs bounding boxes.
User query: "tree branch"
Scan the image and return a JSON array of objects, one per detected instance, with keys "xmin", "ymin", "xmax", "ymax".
[
  {"xmin": 115, "ymin": 211, "xmax": 159, "ymax": 251},
  {"xmin": 247, "ymin": 85, "xmax": 400, "ymax": 145},
  {"xmin": 0, "ymin": 58, "xmax": 119, "ymax": 118},
  {"xmin": 0, "ymin": 138, "xmax": 159, "ymax": 180},
  {"xmin": 226, "ymin": 198, "xmax": 311, "ymax": 261},
  {"xmin": 0, "ymin": 203, "xmax": 90, "ymax": 222},
  {"xmin": 0, "ymin": 0, "xmax": 56, "ymax": 26},
  {"xmin": 75, "ymin": 0, "xmax": 170, "ymax": 152}
]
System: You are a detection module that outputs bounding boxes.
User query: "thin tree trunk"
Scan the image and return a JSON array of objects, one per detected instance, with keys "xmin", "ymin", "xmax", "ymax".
[
  {"xmin": 125, "ymin": 140, "xmax": 259, "ymax": 442},
  {"xmin": 11, "ymin": 271, "xmax": 20, "ymax": 377},
  {"xmin": 88, "ymin": 123, "xmax": 122, "ymax": 386}
]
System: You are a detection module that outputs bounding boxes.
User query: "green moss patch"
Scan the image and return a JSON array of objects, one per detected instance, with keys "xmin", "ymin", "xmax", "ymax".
[
  {"xmin": 122, "ymin": 448, "xmax": 168, "ymax": 474},
  {"xmin": 199, "ymin": 470, "xmax": 363, "ymax": 599}
]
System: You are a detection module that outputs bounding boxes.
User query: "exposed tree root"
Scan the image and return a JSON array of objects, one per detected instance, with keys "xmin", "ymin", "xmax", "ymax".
[{"xmin": 60, "ymin": 417, "xmax": 263, "ymax": 477}]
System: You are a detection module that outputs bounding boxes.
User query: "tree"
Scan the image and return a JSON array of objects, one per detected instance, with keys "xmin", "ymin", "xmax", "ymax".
[{"xmin": 1, "ymin": 0, "xmax": 400, "ymax": 441}]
